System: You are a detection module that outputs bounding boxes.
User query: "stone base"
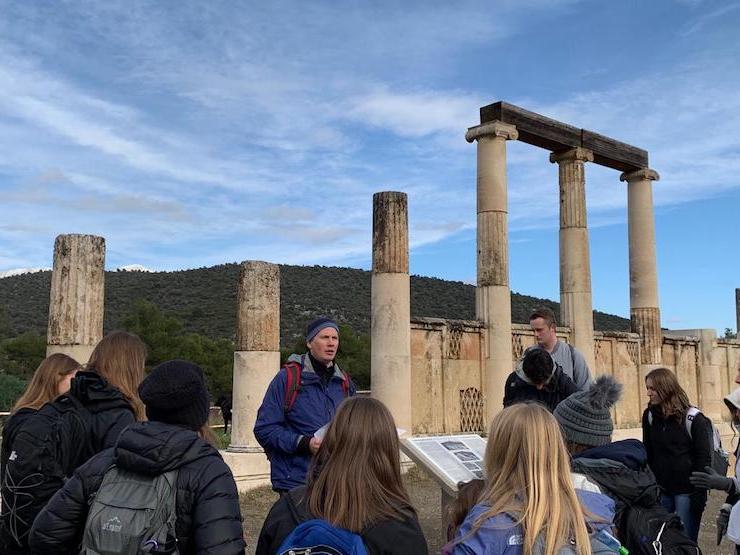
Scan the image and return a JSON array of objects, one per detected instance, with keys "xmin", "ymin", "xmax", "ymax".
[
  {"xmin": 219, "ymin": 450, "xmax": 272, "ymax": 492},
  {"xmin": 46, "ymin": 344, "xmax": 95, "ymax": 365}
]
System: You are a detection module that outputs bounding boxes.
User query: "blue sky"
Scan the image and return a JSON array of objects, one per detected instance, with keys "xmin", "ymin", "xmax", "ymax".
[{"xmin": 1, "ymin": 1, "xmax": 739, "ymax": 333}]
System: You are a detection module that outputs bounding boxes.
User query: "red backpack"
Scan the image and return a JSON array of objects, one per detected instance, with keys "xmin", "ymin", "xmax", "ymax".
[{"xmin": 282, "ymin": 356, "xmax": 352, "ymax": 412}]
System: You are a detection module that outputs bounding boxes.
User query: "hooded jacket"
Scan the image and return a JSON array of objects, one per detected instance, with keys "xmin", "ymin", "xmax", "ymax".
[
  {"xmin": 253, "ymin": 353, "xmax": 355, "ymax": 491},
  {"xmin": 450, "ymin": 489, "xmax": 615, "ymax": 554},
  {"xmin": 503, "ymin": 364, "xmax": 578, "ymax": 412},
  {"xmin": 29, "ymin": 421, "xmax": 246, "ymax": 554},
  {"xmin": 256, "ymin": 485, "xmax": 428, "ymax": 555}
]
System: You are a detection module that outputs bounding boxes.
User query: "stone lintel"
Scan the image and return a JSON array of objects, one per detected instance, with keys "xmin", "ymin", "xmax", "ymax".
[
  {"xmin": 465, "ymin": 121, "xmax": 518, "ymax": 143},
  {"xmin": 620, "ymin": 168, "xmax": 660, "ymax": 183},
  {"xmin": 550, "ymin": 147, "xmax": 594, "ymax": 165}
]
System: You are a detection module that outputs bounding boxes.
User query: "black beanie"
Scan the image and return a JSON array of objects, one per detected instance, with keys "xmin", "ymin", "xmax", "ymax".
[{"xmin": 139, "ymin": 359, "xmax": 210, "ymax": 430}]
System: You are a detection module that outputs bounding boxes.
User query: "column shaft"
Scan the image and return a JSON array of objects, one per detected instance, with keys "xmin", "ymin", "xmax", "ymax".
[
  {"xmin": 371, "ymin": 192, "xmax": 411, "ymax": 432},
  {"xmin": 47, "ymin": 234, "xmax": 105, "ymax": 364},
  {"xmin": 621, "ymin": 169, "xmax": 662, "ymax": 365},
  {"xmin": 230, "ymin": 261, "xmax": 280, "ymax": 452},
  {"xmin": 466, "ymin": 121, "xmax": 517, "ymax": 421},
  {"xmin": 551, "ymin": 148, "xmax": 595, "ymax": 371}
]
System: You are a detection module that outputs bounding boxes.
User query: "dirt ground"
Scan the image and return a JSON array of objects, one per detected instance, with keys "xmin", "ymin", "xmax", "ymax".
[{"xmin": 241, "ymin": 465, "xmax": 735, "ymax": 554}]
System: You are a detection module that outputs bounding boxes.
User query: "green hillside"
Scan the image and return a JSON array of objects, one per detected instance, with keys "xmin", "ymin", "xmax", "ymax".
[{"xmin": 0, "ymin": 264, "xmax": 630, "ymax": 344}]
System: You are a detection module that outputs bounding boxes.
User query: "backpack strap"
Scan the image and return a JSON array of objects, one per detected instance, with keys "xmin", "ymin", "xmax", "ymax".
[
  {"xmin": 340, "ymin": 370, "xmax": 352, "ymax": 397},
  {"xmin": 685, "ymin": 406, "xmax": 700, "ymax": 439},
  {"xmin": 568, "ymin": 342, "xmax": 576, "ymax": 369},
  {"xmin": 283, "ymin": 358, "xmax": 304, "ymax": 413}
]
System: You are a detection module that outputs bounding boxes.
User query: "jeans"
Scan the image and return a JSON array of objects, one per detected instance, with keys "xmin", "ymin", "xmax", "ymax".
[{"xmin": 660, "ymin": 491, "xmax": 707, "ymax": 542}]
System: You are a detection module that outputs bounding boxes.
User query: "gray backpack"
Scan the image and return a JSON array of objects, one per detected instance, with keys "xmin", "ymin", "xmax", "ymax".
[{"xmin": 81, "ymin": 466, "xmax": 179, "ymax": 554}]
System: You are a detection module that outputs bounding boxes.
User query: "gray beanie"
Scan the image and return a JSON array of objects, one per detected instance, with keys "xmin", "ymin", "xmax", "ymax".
[{"xmin": 553, "ymin": 375, "xmax": 623, "ymax": 447}]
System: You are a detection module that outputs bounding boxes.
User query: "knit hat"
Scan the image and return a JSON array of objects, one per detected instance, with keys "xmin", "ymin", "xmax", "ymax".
[
  {"xmin": 138, "ymin": 359, "xmax": 210, "ymax": 430},
  {"xmin": 306, "ymin": 317, "xmax": 339, "ymax": 342},
  {"xmin": 553, "ymin": 375, "xmax": 623, "ymax": 448}
]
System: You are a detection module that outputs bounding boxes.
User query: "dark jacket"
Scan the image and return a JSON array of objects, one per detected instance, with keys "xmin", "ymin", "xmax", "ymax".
[
  {"xmin": 503, "ymin": 365, "xmax": 578, "ymax": 412},
  {"xmin": 571, "ymin": 439, "xmax": 661, "ymax": 512},
  {"xmin": 29, "ymin": 421, "xmax": 246, "ymax": 554},
  {"xmin": 641, "ymin": 405, "xmax": 713, "ymax": 495},
  {"xmin": 253, "ymin": 354, "xmax": 355, "ymax": 491},
  {"xmin": 0, "ymin": 372, "xmax": 135, "ymax": 554},
  {"xmin": 0, "ymin": 407, "xmax": 35, "ymax": 479},
  {"xmin": 256, "ymin": 485, "xmax": 428, "ymax": 555}
]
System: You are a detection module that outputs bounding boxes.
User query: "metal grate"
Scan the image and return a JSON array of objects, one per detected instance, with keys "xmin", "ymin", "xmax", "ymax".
[
  {"xmin": 512, "ymin": 333, "xmax": 526, "ymax": 360},
  {"xmin": 626, "ymin": 341, "xmax": 640, "ymax": 367},
  {"xmin": 459, "ymin": 387, "xmax": 485, "ymax": 433},
  {"xmin": 446, "ymin": 324, "xmax": 464, "ymax": 359}
]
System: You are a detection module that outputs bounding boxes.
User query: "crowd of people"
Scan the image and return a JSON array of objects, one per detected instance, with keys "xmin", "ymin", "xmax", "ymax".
[{"xmin": 0, "ymin": 310, "xmax": 738, "ymax": 554}]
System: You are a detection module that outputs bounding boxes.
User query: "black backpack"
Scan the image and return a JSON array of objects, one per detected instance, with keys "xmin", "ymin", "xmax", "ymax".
[
  {"xmin": 618, "ymin": 504, "xmax": 701, "ymax": 555},
  {"xmin": 0, "ymin": 394, "xmax": 93, "ymax": 551}
]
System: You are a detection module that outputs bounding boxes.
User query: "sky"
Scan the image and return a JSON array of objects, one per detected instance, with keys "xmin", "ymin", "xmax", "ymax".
[{"xmin": 0, "ymin": 0, "xmax": 739, "ymax": 333}]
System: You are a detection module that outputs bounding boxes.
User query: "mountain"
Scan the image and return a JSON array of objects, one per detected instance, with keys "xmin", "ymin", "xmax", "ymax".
[{"xmin": 0, "ymin": 264, "xmax": 630, "ymax": 344}]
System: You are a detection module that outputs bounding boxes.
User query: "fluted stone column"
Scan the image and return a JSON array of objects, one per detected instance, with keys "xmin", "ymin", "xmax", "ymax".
[
  {"xmin": 621, "ymin": 169, "xmax": 662, "ymax": 365},
  {"xmin": 229, "ymin": 261, "xmax": 281, "ymax": 452},
  {"xmin": 47, "ymin": 234, "xmax": 105, "ymax": 364},
  {"xmin": 466, "ymin": 121, "xmax": 517, "ymax": 421},
  {"xmin": 371, "ymin": 192, "xmax": 411, "ymax": 432},
  {"xmin": 550, "ymin": 148, "xmax": 596, "ymax": 371}
]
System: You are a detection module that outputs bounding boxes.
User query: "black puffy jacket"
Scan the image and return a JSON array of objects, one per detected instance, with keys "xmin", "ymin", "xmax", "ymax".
[
  {"xmin": 256, "ymin": 485, "xmax": 428, "ymax": 554},
  {"xmin": 29, "ymin": 421, "xmax": 246, "ymax": 554}
]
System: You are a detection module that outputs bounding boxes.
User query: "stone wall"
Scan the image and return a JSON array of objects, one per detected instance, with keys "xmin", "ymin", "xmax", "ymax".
[{"xmin": 410, "ymin": 318, "xmax": 740, "ymax": 435}]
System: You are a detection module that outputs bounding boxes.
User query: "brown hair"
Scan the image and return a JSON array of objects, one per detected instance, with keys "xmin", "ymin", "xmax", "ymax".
[
  {"xmin": 529, "ymin": 306, "xmax": 557, "ymax": 328},
  {"xmin": 12, "ymin": 353, "xmax": 80, "ymax": 412},
  {"xmin": 306, "ymin": 397, "xmax": 413, "ymax": 532},
  {"xmin": 198, "ymin": 424, "xmax": 218, "ymax": 447},
  {"xmin": 446, "ymin": 479, "xmax": 485, "ymax": 541},
  {"xmin": 645, "ymin": 367, "xmax": 691, "ymax": 421},
  {"xmin": 87, "ymin": 331, "xmax": 147, "ymax": 421}
]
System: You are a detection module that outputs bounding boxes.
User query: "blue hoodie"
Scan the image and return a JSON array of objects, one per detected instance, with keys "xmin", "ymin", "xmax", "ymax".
[{"xmin": 450, "ymin": 490, "xmax": 615, "ymax": 555}]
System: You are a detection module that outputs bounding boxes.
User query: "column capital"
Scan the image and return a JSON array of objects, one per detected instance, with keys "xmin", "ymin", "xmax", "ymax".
[
  {"xmin": 549, "ymin": 147, "xmax": 594, "ymax": 164},
  {"xmin": 465, "ymin": 121, "xmax": 518, "ymax": 143},
  {"xmin": 620, "ymin": 168, "xmax": 660, "ymax": 183}
]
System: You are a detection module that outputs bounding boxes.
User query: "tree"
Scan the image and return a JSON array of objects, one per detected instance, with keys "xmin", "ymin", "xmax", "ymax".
[
  {"xmin": 0, "ymin": 373, "xmax": 27, "ymax": 411},
  {"xmin": 724, "ymin": 328, "xmax": 738, "ymax": 340},
  {"xmin": 0, "ymin": 332, "xmax": 47, "ymax": 379}
]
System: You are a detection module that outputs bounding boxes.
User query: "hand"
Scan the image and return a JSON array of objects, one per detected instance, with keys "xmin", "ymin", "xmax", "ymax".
[
  {"xmin": 309, "ymin": 436, "xmax": 322, "ymax": 454},
  {"xmin": 689, "ymin": 466, "xmax": 733, "ymax": 491},
  {"xmin": 716, "ymin": 504, "xmax": 731, "ymax": 545}
]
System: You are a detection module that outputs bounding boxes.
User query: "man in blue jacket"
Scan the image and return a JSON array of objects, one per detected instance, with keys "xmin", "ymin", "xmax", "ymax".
[{"xmin": 254, "ymin": 317, "xmax": 355, "ymax": 493}]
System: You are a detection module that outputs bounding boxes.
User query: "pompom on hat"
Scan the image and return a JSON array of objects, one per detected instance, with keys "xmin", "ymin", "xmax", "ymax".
[
  {"xmin": 138, "ymin": 359, "xmax": 210, "ymax": 430},
  {"xmin": 553, "ymin": 375, "xmax": 623, "ymax": 447}
]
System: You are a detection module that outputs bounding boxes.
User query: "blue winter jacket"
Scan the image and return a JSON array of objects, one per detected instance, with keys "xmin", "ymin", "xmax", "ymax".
[
  {"xmin": 451, "ymin": 489, "xmax": 615, "ymax": 554},
  {"xmin": 253, "ymin": 354, "xmax": 355, "ymax": 491}
]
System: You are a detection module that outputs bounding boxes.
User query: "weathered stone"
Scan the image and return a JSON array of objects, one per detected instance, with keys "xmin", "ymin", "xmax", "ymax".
[{"xmin": 373, "ymin": 192, "xmax": 409, "ymax": 274}]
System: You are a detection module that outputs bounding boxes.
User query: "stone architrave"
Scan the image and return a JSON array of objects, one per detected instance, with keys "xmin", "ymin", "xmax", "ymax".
[
  {"xmin": 466, "ymin": 121, "xmax": 517, "ymax": 421},
  {"xmin": 550, "ymin": 148, "xmax": 596, "ymax": 371},
  {"xmin": 620, "ymin": 169, "xmax": 662, "ymax": 365},
  {"xmin": 229, "ymin": 261, "xmax": 280, "ymax": 453},
  {"xmin": 371, "ymin": 192, "xmax": 412, "ymax": 432},
  {"xmin": 46, "ymin": 234, "xmax": 105, "ymax": 364}
]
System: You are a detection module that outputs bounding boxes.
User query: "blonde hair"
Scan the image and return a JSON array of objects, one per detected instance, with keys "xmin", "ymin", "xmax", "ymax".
[
  {"xmin": 645, "ymin": 367, "xmax": 691, "ymax": 421},
  {"xmin": 306, "ymin": 397, "xmax": 413, "ymax": 532},
  {"xmin": 87, "ymin": 331, "xmax": 147, "ymax": 421},
  {"xmin": 12, "ymin": 353, "xmax": 80, "ymax": 412},
  {"xmin": 470, "ymin": 403, "xmax": 592, "ymax": 555}
]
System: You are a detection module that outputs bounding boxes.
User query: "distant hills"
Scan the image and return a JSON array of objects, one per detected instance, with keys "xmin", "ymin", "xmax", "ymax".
[{"xmin": 0, "ymin": 264, "xmax": 630, "ymax": 344}]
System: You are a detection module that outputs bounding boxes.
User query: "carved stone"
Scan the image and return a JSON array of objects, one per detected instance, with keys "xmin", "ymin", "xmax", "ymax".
[{"xmin": 373, "ymin": 192, "xmax": 409, "ymax": 274}]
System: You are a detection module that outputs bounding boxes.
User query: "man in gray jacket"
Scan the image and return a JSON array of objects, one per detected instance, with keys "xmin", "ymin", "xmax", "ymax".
[{"xmin": 526, "ymin": 306, "xmax": 592, "ymax": 391}]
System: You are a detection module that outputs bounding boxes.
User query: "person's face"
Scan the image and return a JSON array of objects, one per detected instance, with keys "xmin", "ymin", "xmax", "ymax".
[
  {"xmin": 645, "ymin": 378, "xmax": 660, "ymax": 406},
  {"xmin": 57, "ymin": 370, "xmax": 77, "ymax": 395},
  {"xmin": 530, "ymin": 317, "xmax": 557, "ymax": 348},
  {"xmin": 307, "ymin": 327, "xmax": 339, "ymax": 366}
]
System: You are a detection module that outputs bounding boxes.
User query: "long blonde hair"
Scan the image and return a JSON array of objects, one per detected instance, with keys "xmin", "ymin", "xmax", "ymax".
[
  {"xmin": 306, "ymin": 397, "xmax": 413, "ymax": 532},
  {"xmin": 645, "ymin": 367, "xmax": 691, "ymax": 421},
  {"xmin": 12, "ymin": 353, "xmax": 80, "ymax": 412},
  {"xmin": 471, "ymin": 403, "xmax": 592, "ymax": 555},
  {"xmin": 87, "ymin": 331, "xmax": 147, "ymax": 421}
]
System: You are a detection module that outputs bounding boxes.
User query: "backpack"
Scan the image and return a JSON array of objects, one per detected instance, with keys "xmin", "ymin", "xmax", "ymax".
[
  {"xmin": 618, "ymin": 504, "xmax": 701, "ymax": 555},
  {"xmin": 1, "ymin": 395, "xmax": 92, "ymax": 550},
  {"xmin": 81, "ymin": 466, "xmax": 179, "ymax": 554},
  {"xmin": 277, "ymin": 519, "xmax": 368, "ymax": 555},
  {"xmin": 647, "ymin": 406, "xmax": 729, "ymax": 476},
  {"xmin": 283, "ymin": 355, "xmax": 352, "ymax": 413}
]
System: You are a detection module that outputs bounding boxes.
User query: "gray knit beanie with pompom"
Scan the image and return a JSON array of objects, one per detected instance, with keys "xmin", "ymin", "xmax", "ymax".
[{"xmin": 553, "ymin": 375, "xmax": 623, "ymax": 447}]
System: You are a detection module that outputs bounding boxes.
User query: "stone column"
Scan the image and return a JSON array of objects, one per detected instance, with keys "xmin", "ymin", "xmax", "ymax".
[
  {"xmin": 47, "ymin": 234, "xmax": 105, "ymax": 364},
  {"xmin": 736, "ymin": 288, "xmax": 740, "ymax": 337},
  {"xmin": 466, "ymin": 121, "xmax": 518, "ymax": 421},
  {"xmin": 550, "ymin": 148, "xmax": 596, "ymax": 371},
  {"xmin": 371, "ymin": 192, "xmax": 412, "ymax": 432},
  {"xmin": 621, "ymin": 169, "xmax": 662, "ymax": 365},
  {"xmin": 229, "ymin": 261, "xmax": 281, "ymax": 452}
]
